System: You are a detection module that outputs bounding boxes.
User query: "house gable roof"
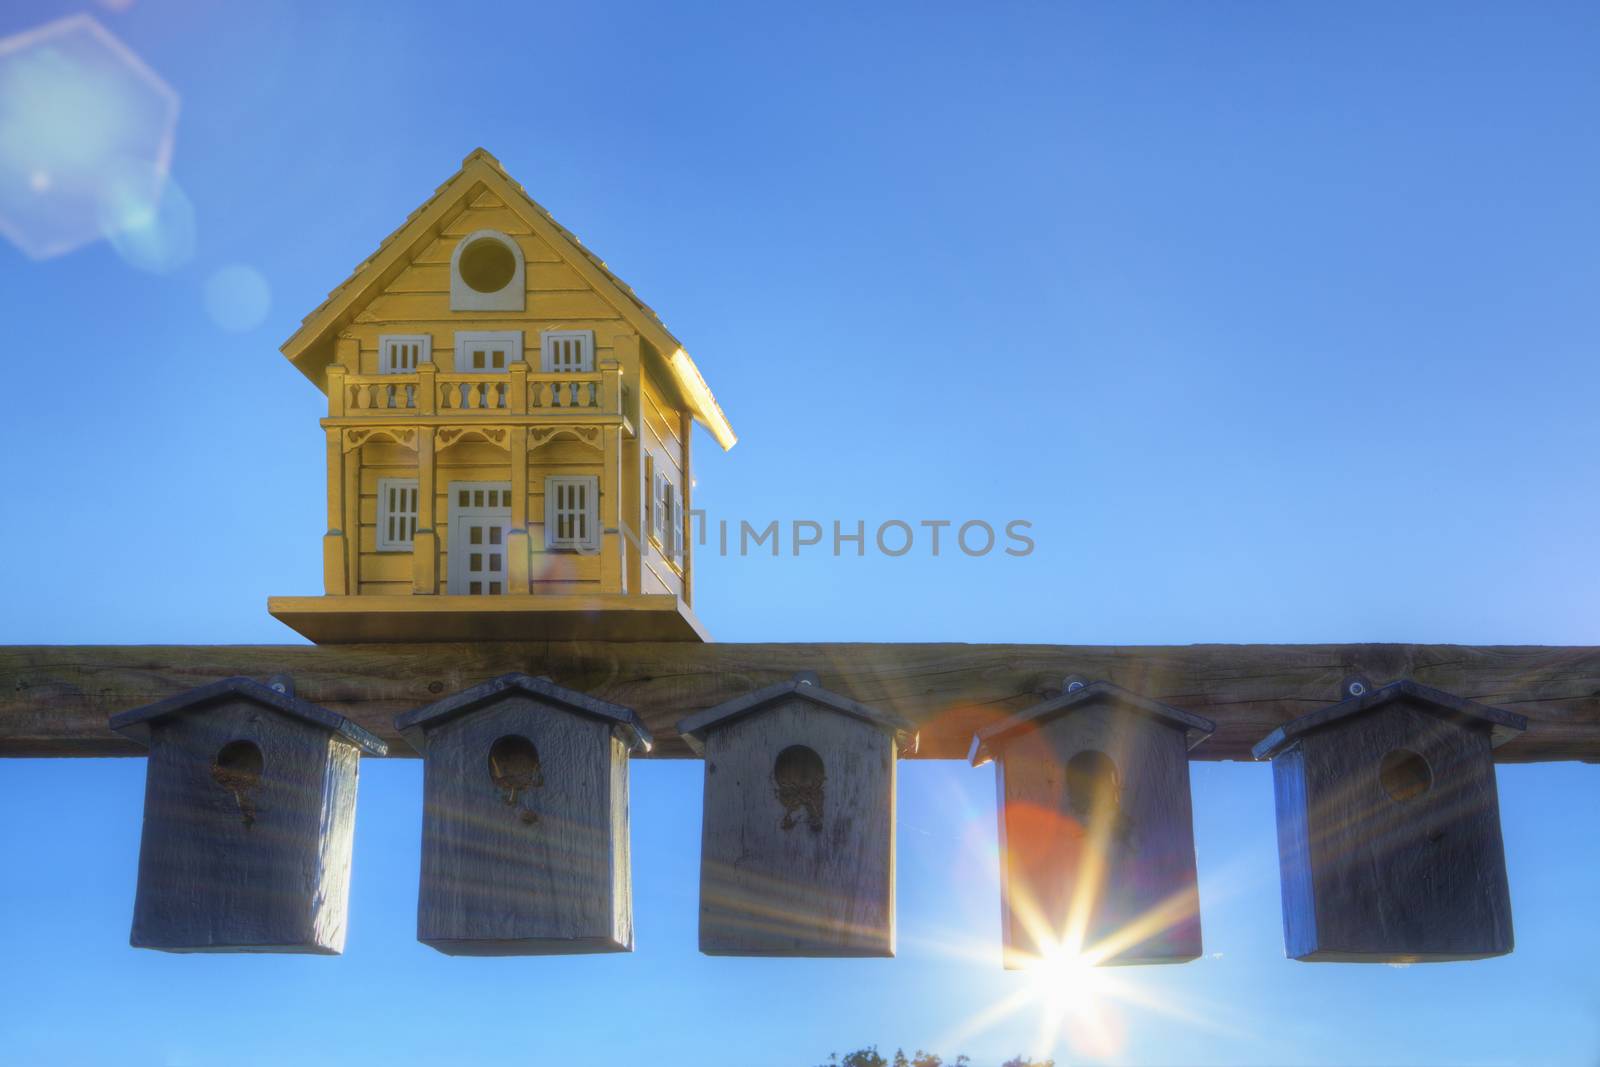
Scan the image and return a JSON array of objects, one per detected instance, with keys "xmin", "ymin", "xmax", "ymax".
[
  {"xmin": 677, "ymin": 672, "xmax": 918, "ymax": 756},
  {"xmin": 280, "ymin": 148, "xmax": 735, "ymax": 450},
  {"xmin": 968, "ymin": 679, "xmax": 1215, "ymax": 766},
  {"xmin": 109, "ymin": 677, "xmax": 388, "ymax": 756},
  {"xmin": 1251, "ymin": 679, "xmax": 1528, "ymax": 761},
  {"xmin": 393, "ymin": 672, "xmax": 652, "ymax": 755}
]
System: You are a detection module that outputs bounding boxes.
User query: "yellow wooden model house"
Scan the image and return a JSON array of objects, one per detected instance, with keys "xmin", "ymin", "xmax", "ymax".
[{"xmin": 267, "ymin": 149, "xmax": 734, "ymax": 643}]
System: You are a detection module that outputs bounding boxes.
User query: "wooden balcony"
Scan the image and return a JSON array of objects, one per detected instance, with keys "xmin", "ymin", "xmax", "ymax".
[{"xmin": 325, "ymin": 361, "xmax": 626, "ymax": 424}]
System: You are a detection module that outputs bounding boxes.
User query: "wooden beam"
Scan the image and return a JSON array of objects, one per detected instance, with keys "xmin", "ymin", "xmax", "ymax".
[{"xmin": 2, "ymin": 644, "xmax": 1597, "ymax": 762}]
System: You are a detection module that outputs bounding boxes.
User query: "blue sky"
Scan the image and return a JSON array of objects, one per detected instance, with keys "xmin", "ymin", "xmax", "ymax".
[{"xmin": 1, "ymin": 1, "xmax": 1598, "ymax": 1064}]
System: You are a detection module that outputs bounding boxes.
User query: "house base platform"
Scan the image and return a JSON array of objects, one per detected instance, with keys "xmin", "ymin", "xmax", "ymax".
[{"xmin": 267, "ymin": 594, "xmax": 710, "ymax": 644}]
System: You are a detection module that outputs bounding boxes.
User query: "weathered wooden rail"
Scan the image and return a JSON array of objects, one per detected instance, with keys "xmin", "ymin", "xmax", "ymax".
[{"xmin": 4, "ymin": 643, "xmax": 1597, "ymax": 761}]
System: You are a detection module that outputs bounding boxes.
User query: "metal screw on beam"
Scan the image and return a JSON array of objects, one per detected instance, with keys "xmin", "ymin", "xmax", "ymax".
[
  {"xmin": 1341, "ymin": 674, "xmax": 1373, "ymax": 699},
  {"xmin": 267, "ymin": 674, "xmax": 295, "ymax": 698}
]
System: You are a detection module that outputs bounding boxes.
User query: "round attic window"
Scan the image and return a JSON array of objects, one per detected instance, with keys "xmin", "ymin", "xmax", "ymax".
[{"xmin": 458, "ymin": 236, "xmax": 517, "ymax": 293}]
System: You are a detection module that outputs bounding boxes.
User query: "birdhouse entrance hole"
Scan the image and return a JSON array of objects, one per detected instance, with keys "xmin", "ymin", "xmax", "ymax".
[
  {"xmin": 1064, "ymin": 749, "xmax": 1119, "ymax": 820},
  {"xmin": 773, "ymin": 744, "xmax": 825, "ymax": 832},
  {"xmin": 488, "ymin": 735, "xmax": 543, "ymax": 820},
  {"xmin": 458, "ymin": 237, "xmax": 516, "ymax": 293},
  {"xmin": 211, "ymin": 740, "xmax": 264, "ymax": 827},
  {"xmin": 1379, "ymin": 748, "xmax": 1432, "ymax": 802}
]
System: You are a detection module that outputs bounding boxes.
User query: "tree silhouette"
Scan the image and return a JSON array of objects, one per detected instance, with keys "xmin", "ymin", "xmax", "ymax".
[{"xmin": 818, "ymin": 1049, "xmax": 1053, "ymax": 1067}]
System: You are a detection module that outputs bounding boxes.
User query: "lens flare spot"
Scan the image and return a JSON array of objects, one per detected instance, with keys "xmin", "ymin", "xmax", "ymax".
[
  {"xmin": 0, "ymin": 15, "xmax": 179, "ymax": 259},
  {"xmin": 102, "ymin": 160, "xmax": 195, "ymax": 273},
  {"xmin": 205, "ymin": 264, "xmax": 271, "ymax": 333}
]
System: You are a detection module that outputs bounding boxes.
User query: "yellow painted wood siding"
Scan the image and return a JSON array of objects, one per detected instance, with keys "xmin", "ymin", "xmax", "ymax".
[
  {"xmin": 638, "ymin": 361, "xmax": 686, "ymax": 597},
  {"xmin": 353, "ymin": 440, "xmax": 608, "ymax": 595},
  {"xmin": 335, "ymin": 187, "xmax": 693, "ymax": 604},
  {"xmin": 527, "ymin": 439, "xmax": 604, "ymax": 593},
  {"xmin": 344, "ymin": 194, "xmax": 630, "ymax": 375},
  {"xmin": 356, "ymin": 441, "xmax": 420, "ymax": 595}
]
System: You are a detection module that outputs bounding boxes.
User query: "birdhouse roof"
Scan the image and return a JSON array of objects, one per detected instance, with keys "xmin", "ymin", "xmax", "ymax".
[
  {"xmin": 109, "ymin": 677, "xmax": 388, "ymax": 756},
  {"xmin": 676, "ymin": 674, "xmax": 918, "ymax": 757},
  {"xmin": 1251, "ymin": 679, "xmax": 1529, "ymax": 761},
  {"xmin": 393, "ymin": 673, "xmax": 652, "ymax": 755},
  {"xmin": 279, "ymin": 147, "xmax": 735, "ymax": 451},
  {"xmin": 967, "ymin": 680, "xmax": 1215, "ymax": 766}
]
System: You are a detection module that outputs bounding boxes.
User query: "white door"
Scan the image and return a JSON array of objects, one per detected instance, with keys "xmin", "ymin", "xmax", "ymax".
[{"xmin": 447, "ymin": 482, "xmax": 513, "ymax": 595}]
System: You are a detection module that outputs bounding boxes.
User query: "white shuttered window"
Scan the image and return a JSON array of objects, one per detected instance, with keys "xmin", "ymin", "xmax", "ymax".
[
  {"xmin": 652, "ymin": 470, "xmax": 668, "ymax": 546},
  {"xmin": 455, "ymin": 330, "xmax": 521, "ymax": 373},
  {"xmin": 669, "ymin": 486, "xmax": 683, "ymax": 560},
  {"xmin": 379, "ymin": 335, "xmax": 431, "ymax": 373},
  {"xmin": 541, "ymin": 330, "xmax": 595, "ymax": 372},
  {"xmin": 544, "ymin": 476, "xmax": 599, "ymax": 551},
  {"xmin": 376, "ymin": 478, "xmax": 419, "ymax": 550},
  {"xmin": 653, "ymin": 474, "xmax": 682, "ymax": 561}
]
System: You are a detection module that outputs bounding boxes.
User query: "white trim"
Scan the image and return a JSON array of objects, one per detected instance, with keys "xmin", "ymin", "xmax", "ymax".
[
  {"xmin": 447, "ymin": 481, "xmax": 513, "ymax": 595},
  {"xmin": 376, "ymin": 478, "xmax": 420, "ymax": 551},
  {"xmin": 449, "ymin": 482, "xmax": 514, "ymax": 513},
  {"xmin": 644, "ymin": 456, "xmax": 657, "ymax": 546},
  {"xmin": 540, "ymin": 329, "xmax": 595, "ymax": 373},
  {"xmin": 453, "ymin": 330, "xmax": 522, "ymax": 374},
  {"xmin": 544, "ymin": 475, "xmax": 599, "ymax": 551},
  {"xmin": 668, "ymin": 483, "xmax": 683, "ymax": 561},
  {"xmin": 449, "ymin": 229, "xmax": 525, "ymax": 312},
  {"xmin": 378, "ymin": 334, "xmax": 431, "ymax": 374},
  {"xmin": 652, "ymin": 469, "xmax": 669, "ymax": 547},
  {"xmin": 650, "ymin": 471, "xmax": 682, "ymax": 561}
]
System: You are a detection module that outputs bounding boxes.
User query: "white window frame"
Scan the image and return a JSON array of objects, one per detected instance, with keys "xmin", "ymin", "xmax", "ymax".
[
  {"xmin": 667, "ymin": 484, "xmax": 683, "ymax": 562},
  {"xmin": 544, "ymin": 476, "xmax": 600, "ymax": 552},
  {"xmin": 449, "ymin": 229, "xmax": 526, "ymax": 312},
  {"xmin": 376, "ymin": 478, "xmax": 420, "ymax": 552},
  {"xmin": 540, "ymin": 329, "xmax": 595, "ymax": 373},
  {"xmin": 378, "ymin": 334, "xmax": 431, "ymax": 374},
  {"xmin": 651, "ymin": 469, "xmax": 669, "ymax": 548},
  {"xmin": 652, "ymin": 472, "xmax": 682, "ymax": 563},
  {"xmin": 454, "ymin": 330, "xmax": 522, "ymax": 374}
]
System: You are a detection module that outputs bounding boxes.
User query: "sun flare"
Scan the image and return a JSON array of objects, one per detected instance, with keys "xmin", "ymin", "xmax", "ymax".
[
  {"xmin": 1026, "ymin": 942, "xmax": 1102, "ymax": 1004},
  {"xmin": 1011, "ymin": 939, "xmax": 1123, "ymax": 1058}
]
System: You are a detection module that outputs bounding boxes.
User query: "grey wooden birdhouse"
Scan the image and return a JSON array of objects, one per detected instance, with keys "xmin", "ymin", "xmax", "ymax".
[
  {"xmin": 678, "ymin": 672, "xmax": 917, "ymax": 957},
  {"xmin": 108, "ymin": 676, "xmax": 387, "ymax": 954},
  {"xmin": 394, "ymin": 673, "xmax": 652, "ymax": 955},
  {"xmin": 1252, "ymin": 677, "xmax": 1528, "ymax": 962},
  {"xmin": 969, "ymin": 677, "xmax": 1214, "ymax": 968}
]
